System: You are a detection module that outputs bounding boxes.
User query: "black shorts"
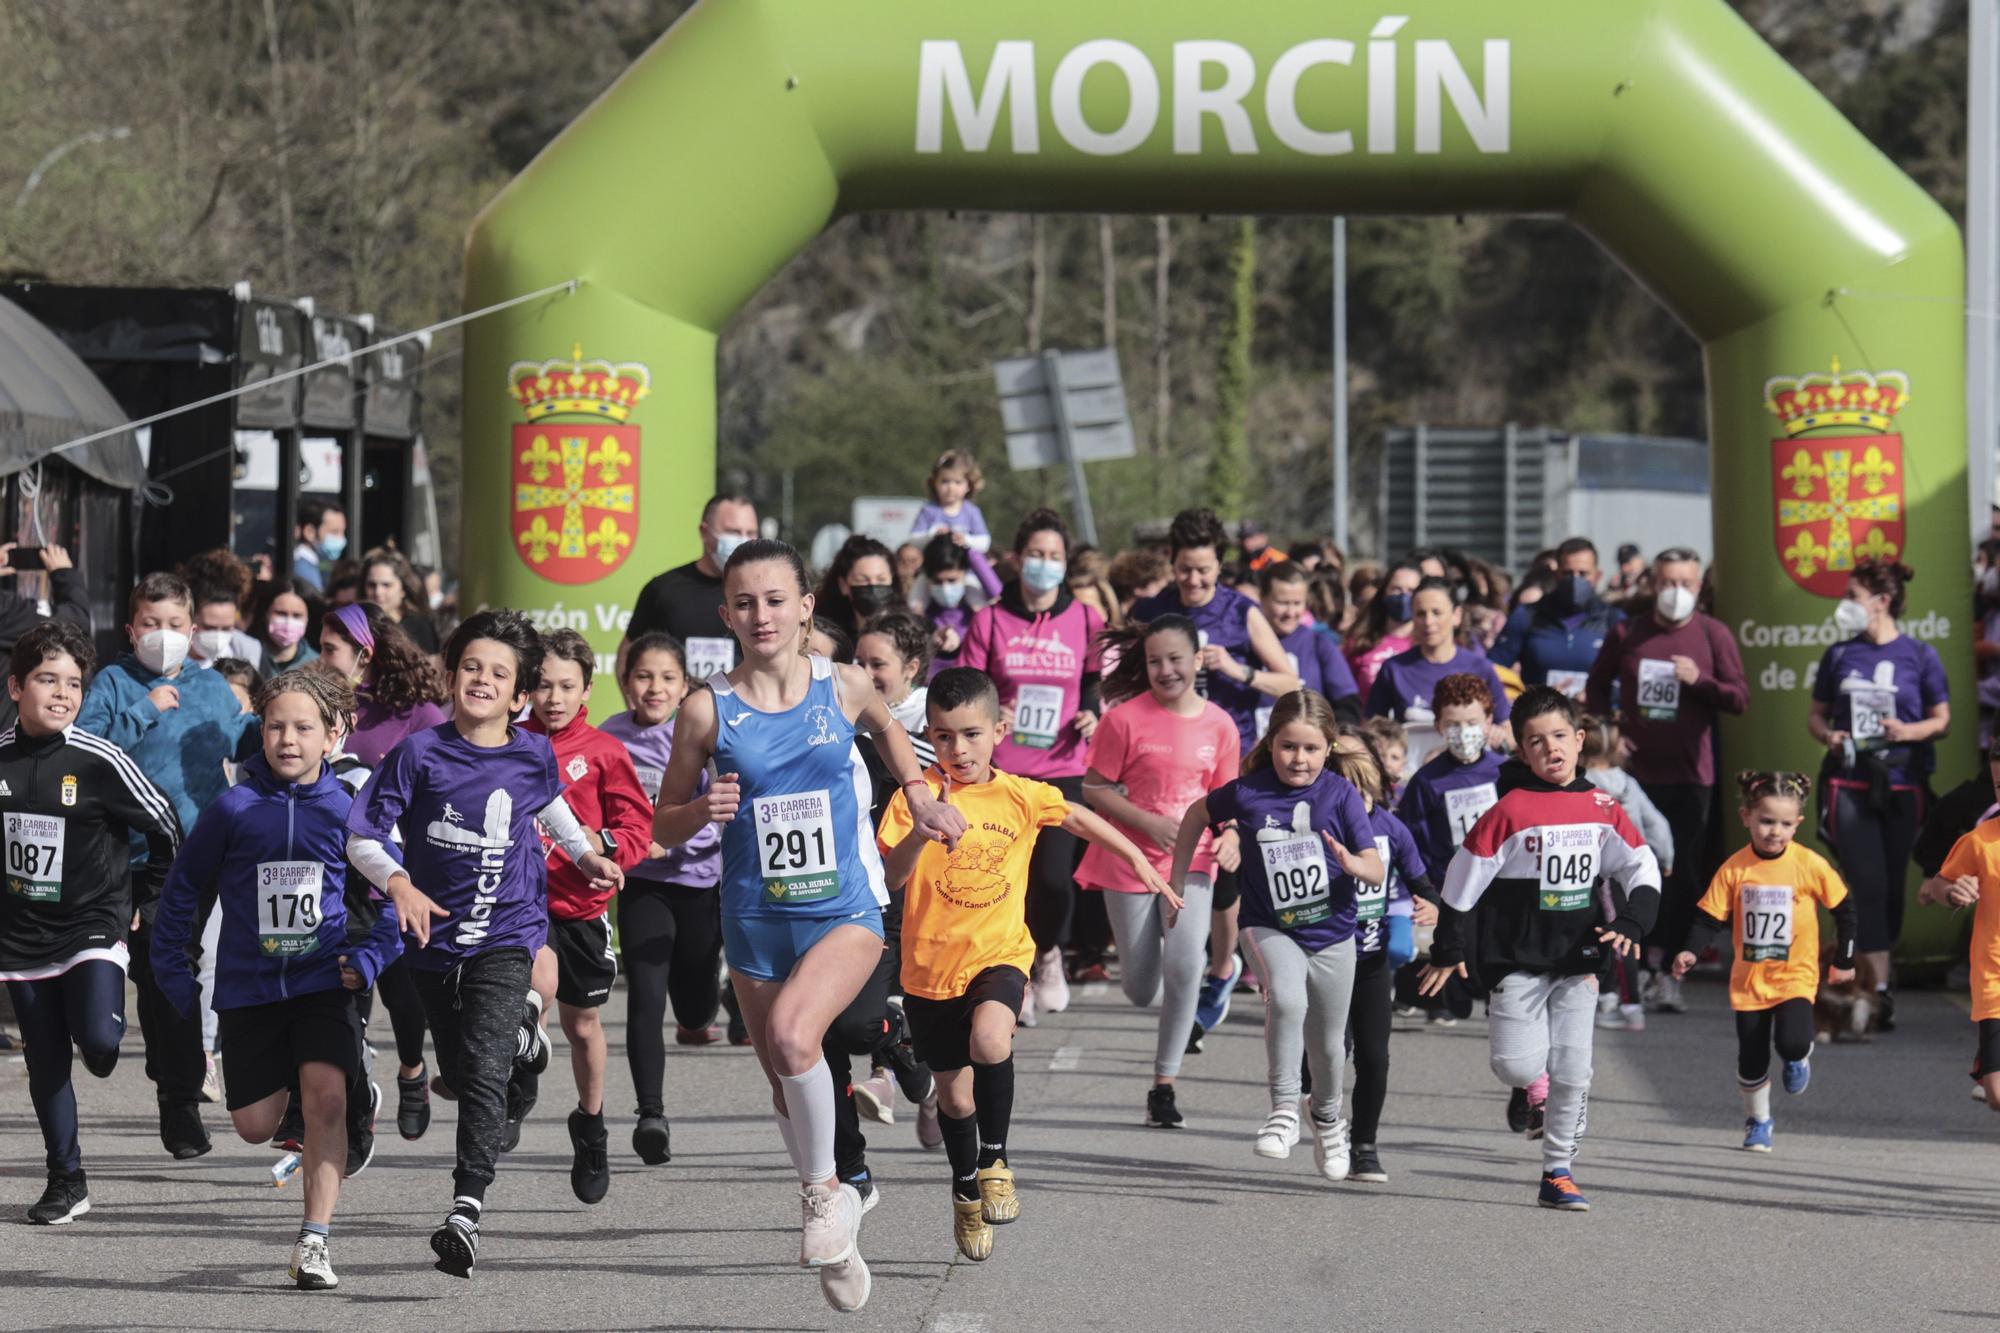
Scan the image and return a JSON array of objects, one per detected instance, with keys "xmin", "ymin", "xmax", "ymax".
[
  {"xmin": 1975, "ymin": 1018, "xmax": 2000, "ymax": 1082},
  {"xmin": 904, "ymin": 966, "xmax": 1027, "ymax": 1071},
  {"xmin": 216, "ymin": 988, "xmax": 361, "ymax": 1111},
  {"xmin": 1211, "ymin": 865, "xmax": 1242, "ymax": 912},
  {"xmin": 552, "ymin": 913, "xmax": 618, "ymax": 1008}
]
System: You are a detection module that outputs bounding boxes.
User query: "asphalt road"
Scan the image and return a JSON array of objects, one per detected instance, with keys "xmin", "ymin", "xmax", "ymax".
[{"xmin": 4, "ymin": 972, "xmax": 1998, "ymax": 1332}]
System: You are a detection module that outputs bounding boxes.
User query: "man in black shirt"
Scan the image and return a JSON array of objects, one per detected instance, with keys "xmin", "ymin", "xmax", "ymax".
[{"xmin": 620, "ymin": 494, "xmax": 760, "ymax": 682}]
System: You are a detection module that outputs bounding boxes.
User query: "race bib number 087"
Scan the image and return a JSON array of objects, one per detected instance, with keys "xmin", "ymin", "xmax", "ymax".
[{"xmin": 4, "ymin": 812, "xmax": 64, "ymax": 904}]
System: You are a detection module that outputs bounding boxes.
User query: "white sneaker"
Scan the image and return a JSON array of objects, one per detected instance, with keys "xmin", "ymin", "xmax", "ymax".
[
  {"xmin": 1654, "ymin": 975, "xmax": 1687, "ymax": 1014},
  {"xmin": 1253, "ymin": 1106, "xmax": 1301, "ymax": 1159},
  {"xmin": 1309, "ymin": 1109, "xmax": 1351, "ymax": 1183},
  {"xmin": 1017, "ymin": 981, "xmax": 1039, "ymax": 1029},
  {"xmin": 800, "ymin": 1181, "xmax": 859, "ymax": 1268},
  {"xmin": 1594, "ymin": 994, "xmax": 1622, "ymax": 1029},
  {"xmin": 819, "ymin": 1249, "xmax": 872, "ymax": 1312},
  {"xmin": 289, "ymin": 1233, "xmax": 338, "ymax": 1289},
  {"xmin": 200, "ymin": 1052, "xmax": 222, "ymax": 1105},
  {"xmin": 853, "ymin": 1070, "xmax": 896, "ymax": 1125},
  {"xmin": 1034, "ymin": 948, "xmax": 1071, "ymax": 1014},
  {"xmin": 1619, "ymin": 1003, "xmax": 1647, "ymax": 1031}
]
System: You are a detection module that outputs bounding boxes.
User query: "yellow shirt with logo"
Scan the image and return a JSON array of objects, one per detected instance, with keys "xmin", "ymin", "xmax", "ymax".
[
  {"xmin": 879, "ymin": 768, "xmax": 1069, "ymax": 1001},
  {"xmin": 1695, "ymin": 841, "xmax": 1847, "ymax": 1011}
]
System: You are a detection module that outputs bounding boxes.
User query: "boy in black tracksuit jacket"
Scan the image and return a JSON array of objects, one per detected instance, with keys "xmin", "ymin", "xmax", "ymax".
[{"xmin": 1420, "ymin": 687, "xmax": 1660, "ymax": 1212}]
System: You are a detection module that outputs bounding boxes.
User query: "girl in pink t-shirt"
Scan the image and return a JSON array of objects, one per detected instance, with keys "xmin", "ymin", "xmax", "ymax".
[{"xmin": 1079, "ymin": 614, "xmax": 1241, "ymax": 1130}]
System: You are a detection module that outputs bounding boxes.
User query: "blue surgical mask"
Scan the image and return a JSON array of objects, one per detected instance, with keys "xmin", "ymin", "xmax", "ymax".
[
  {"xmin": 317, "ymin": 533, "xmax": 347, "ymax": 562},
  {"xmin": 1381, "ymin": 590, "xmax": 1414, "ymax": 623},
  {"xmin": 1022, "ymin": 557, "xmax": 1066, "ymax": 593},
  {"xmin": 713, "ymin": 532, "xmax": 749, "ymax": 565},
  {"xmin": 933, "ymin": 580, "xmax": 967, "ymax": 609}
]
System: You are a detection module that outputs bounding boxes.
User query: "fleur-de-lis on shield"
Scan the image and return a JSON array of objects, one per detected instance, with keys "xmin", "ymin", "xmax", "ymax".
[
  {"xmin": 1783, "ymin": 529, "xmax": 1828, "ymax": 578},
  {"xmin": 1853, "ymin": 445, "xmax": 1897, "ymax": 496},
  {"xmin": 519, "ymin": 516, "xmax": 559, "ymax": 563},
  {"xmin": 588, "ymin": 437, "xmax": 632, "ymax": 484},
  {"xmin": 1781, "ymin": 449, "xmax": 1824, "ymax": 498},
  {"xmin": 519, "ymin": 435, "xmax": 560, "ymax": 482},
  {"xmin": 1855, "ymin": 528, "xmax": 1900, "ymax": 562},
  {"xmin": 587, "ymin": 517, "xmax": 631, "ymax": 565}
]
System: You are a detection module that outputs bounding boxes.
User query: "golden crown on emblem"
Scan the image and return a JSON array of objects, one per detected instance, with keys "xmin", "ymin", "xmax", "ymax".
[
  {"xmin": 1762, "ymin": 357, "xmax": 1910, "ymax": 437},
  {"xmin": 508, "ymin": 343, "xmax": 652, "ymax": 423}
]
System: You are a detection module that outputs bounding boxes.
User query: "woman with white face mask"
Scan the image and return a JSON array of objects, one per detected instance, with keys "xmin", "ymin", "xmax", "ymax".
[
  {"xmin": 1806, "ymin": 557, "xmax": 1951, "ymax": 1025},
  {"xmin": 1583, "ymin": 547, "xmax": 1749, "ymax": 1012}
]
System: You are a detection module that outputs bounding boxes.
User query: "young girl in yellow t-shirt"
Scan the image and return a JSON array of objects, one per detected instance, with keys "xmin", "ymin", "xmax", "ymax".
[{"xmin": 1673, "ymin": 771, "xmax": 1856, "ymax": 1152}]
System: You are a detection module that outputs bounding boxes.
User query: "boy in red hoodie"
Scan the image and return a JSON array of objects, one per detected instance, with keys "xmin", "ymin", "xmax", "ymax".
[{"xmin": 524, "ymin": 629, "xmax": 654, "ymax": 1204}]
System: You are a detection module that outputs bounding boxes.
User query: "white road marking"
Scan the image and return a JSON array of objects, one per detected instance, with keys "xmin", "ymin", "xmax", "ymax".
[
  {"xmin": 926, "ymin": 1316, "xmax": 992, "ymax": 1333},
  {"xmin": 1048, "ymin": 1046, "xmax": 1083, "ymax": 1071}
]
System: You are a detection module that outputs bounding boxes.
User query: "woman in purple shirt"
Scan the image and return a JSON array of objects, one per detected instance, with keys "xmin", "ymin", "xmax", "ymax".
[
  {"xmin": 1808, "ymin": 558, "xmax": 1950, "ymax": 1008},
  {"xmin": 319, "ymin": 603, "xmax": 449, "ymax": 768},
  {"xmin": 1366, "ymin": 578, "xmax": 1512, "ymax": 756}
]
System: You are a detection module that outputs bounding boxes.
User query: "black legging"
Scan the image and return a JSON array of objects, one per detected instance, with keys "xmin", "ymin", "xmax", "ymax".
[
  {"xmin": 1346, "ymin": 949, "xmax": 1394, "ymax": 1146},
  {"xmin": 620, "ymin": 881, "xmax": 723, "ymax": 1118},
  {"xmin": 1025, "ymin": 775, "xmax": 1086, "ymax": 954},
  {"xmin": 1825, "ymin": 783, "xmax": 1920, "ymax": 954},
  {"xmin": 827, "ymin": 945, "xmax": 895, "ymax": 1183},
  {"xmin": 8, "ymin": 962, "xmax": 125, "ymax": 1175},
  {"xmin": 1639, "ymin": 781, "xmax": 1713, "ymax": 956},
  {"xmin": 127, "ymin": 916, "xmax": 206, "ymax": 1107},
  {"xmin": 1735, "ymin": 998, "xmax": 1814, "ymax": 1084},
  {"xmin": 372, "ymin": 955, "xmax": 431, "ymax": 1071}
]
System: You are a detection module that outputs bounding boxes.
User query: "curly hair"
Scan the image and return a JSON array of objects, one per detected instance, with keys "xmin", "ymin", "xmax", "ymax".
[
  {"xmin": 858, "ymin": 609, "xmax": 932, "ymax": 677},
  {"xmin": 327, "ymin": 600, "xmax": 445, "ymax": 711},
  {"xmin": 10, "ymin": 618, "xmax": 93, "ymax": 684},
  {"xmin": 1431, "ymin": 671, "xmax": 1494, "ymax": 716},
  {"xmin": 927, "ymin": 449, "xmax": 985, "ymax": 500},
  {"xmin": 1166, "ymin": 506, "xmax": 1228, "ymax": 557}
]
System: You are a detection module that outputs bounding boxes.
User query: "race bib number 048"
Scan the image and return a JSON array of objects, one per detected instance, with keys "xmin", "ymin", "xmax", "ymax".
[
  {"xmin": 754, "ymin": 790, "xmax": 839, "ymax": 903},
  {"xmin": 1532, "ymin": 827, "xmax": 1599, "ymax": 913},
  {"xmin": 4, "ymin": 812, "xmax": 64, "ymax": 904}
]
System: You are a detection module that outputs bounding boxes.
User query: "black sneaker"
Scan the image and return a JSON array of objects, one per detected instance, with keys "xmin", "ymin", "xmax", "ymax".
[
  {"xmin": 633, "ymin": 1111, "xmax": 672, "ymax": 1165},
  {"xmin": 1145, "ymin": 1085, "xmax": 1184, "ymax": 1129},
  {"xmin": 516, "ymin": 1014, "xmax": 551, "ymax": 1074},
  {"xmin": 723, "ymin": 981, "xmax": 751, "ymax": 1046},
  {"xmin": 26, "ymin": 1170, "xmax": 88, "ymax": 1225},
  {"xmin": 1348, "ymin": 1144, "xmax": 1388, "ymax": 1184},
  {"xmin": 1505, "ymin": 1087, "xmax": 1530, "ymax": 1134},
  {"xmin": 397, "ymin": 1069, "xmax": 432, "ymax": 1140},
  {"xmin": 568, "ymin": 1109, "xmax": 610, "ymax": 1205},
  {"xmin": 160, "ymin": 1101, "xmax": 211, "ymax": 1160},
  {"xmin": 1526, "ymin": 1101, "xmax": 1546, "ymax": 1141},
  {"xmin": 501, "ymin": 1067, "xmax": 538, "ymax": 1154},
  {"xmin": 1878, "ymin": 989, "xmax": 1896, "ymax": 1032},
  {"xmin": 346, "ymin": 1081, "xmax": 381, "ymax": 1178},
  {"xmin": 1185, "ymin": 1023, "xmax": 1205, "ymax": 1055},
  {"xmin": 430, "ymin": 1206, "xmax": 480, "ymax": 1279}
]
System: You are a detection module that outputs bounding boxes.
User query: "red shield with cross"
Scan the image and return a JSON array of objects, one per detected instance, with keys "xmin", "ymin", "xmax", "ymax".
[
  {"xmin": 1765, "ymin": 359, "xmax": 1909, "ymax": 599},
  {"xmin": 507, "ymin": 345, "xmax": 650, "ymax": 585}
]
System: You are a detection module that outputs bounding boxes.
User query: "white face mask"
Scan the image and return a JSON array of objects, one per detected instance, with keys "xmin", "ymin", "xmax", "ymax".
[
  {"xmin": 1445, "ymin": 723, "xmax": 1486, "ymax": 763},
  {"xmin": 192, "ymin": 629, "xmax": 235, "ymax": 661},
  {"xmin": 1656, "ymin": 584, "xmax": 1697, "ymax": 623},
  {"xmin": 135, "ymin": 629, "xmax": 190, "ymax": 676},
  {"xmin": 1833, "ymin": 599, "xmax": 1872, "ymax": 635}
]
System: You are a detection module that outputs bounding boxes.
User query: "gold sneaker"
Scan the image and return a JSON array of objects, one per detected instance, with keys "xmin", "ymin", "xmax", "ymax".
[
  {"xmin": 953, "ymin": 1198, "xmax": 993, "ymax": 1261},
  {"xmin": 976, "ymin": 1159, "xmax": 1020, "ymax": 1224}
]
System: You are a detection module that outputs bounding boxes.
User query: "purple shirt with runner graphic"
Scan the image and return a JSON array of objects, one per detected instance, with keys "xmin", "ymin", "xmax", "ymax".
[
  {"xmin": 1811, "ymin": 633, "xmax": 1949, "ymax": 783},
  {"xmin": 1206, "ymin": 766, "xmax": 1374, "ymax": 952}
]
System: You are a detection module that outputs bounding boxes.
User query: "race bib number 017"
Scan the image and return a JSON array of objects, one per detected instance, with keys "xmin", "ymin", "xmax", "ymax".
[
  {"xmin": 754, "ymin": 790, "xmax": 839, "ymax": 903},
  {"xmin": 1637, "ymin": 659, "xmax": 1681, "ymax": 721},
  {"xmin": 1532, "ymin": 827, "xmax": 1599, "ymax": 913},
  {"xmin": 1013, "ymin": 684, "xmax": 1065, "ymax": 751},
  {"xmin": 1739, "ymin": 884, "xmax": 1794, "ymax": 963},
  {"xmin": 257, "ymin": 861, "xmax": 324, "ymax": 957},
  {"xmin": 4, "ymin": 812, "xmax": 64, "ymax": 904}
]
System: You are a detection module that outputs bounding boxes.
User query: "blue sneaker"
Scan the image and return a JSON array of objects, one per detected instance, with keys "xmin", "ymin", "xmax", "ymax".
[
  {"xmin": 1537, "ymin": 1169, "xmax": 1590, "ymax": 1211},
  {"xmin": 1782, "ymin": 1058, "xmax": 1811, "ymax": 1095},
  {"xmin": 1194, "ymin": 954, "xmax": 1243, "ymax": 1033},
  {"xmin": 1742, "ymin": 1117, "xmax": 1774, "ymax": 1152}
]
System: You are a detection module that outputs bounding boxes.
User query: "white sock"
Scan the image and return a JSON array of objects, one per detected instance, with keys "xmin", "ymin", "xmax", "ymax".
[
  {"xmin": 773, "ymin": 1108, "xmax": 805, "ymax": 1177},
  {"xmin": 1740, "ymin": 1079, "xmax": 1772, "ymax": 1121},
  {"xmin": 776, "ymin": 1060, "xmax": 837, "ymax": 1185}
]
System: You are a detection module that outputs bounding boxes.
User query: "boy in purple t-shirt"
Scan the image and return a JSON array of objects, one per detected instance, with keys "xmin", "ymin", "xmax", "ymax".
[{"xmin": 346, "ymin": 610, "xmax": 623, "ymax": 1280}]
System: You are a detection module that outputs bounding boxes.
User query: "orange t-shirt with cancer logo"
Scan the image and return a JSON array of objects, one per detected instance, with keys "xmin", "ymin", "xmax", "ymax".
[
  {"xmin": 1695, "ymin": 841, "xmax": 1848, "ymax": 1011},
  {"xmin": 1939, "ymin": 822, "xmax": 2000, "ymax": 1022},
  {"xmin": 879, "ymin": 768, "xmax": 1069, "ymax": 1001}
]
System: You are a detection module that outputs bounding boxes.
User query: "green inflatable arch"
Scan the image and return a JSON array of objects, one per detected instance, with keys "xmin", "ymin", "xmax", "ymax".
[{"xmin": 463, "ymin": 0, "xmax": 1970, "ymax": 966}]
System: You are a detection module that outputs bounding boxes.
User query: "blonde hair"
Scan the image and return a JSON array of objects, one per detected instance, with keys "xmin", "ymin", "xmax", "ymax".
[
  {"xmin": 256, "ymin": 665, "xmax": 357, "ymax": 737},
  {"xmin": 1334, "ymin": 724, "xmax": 1389, "ymax": 808},
  {"xmin": 927, "ymin": 449, "xmax": 984, "ymax": 501},
  {"xmin": 1244, "ymin": 689, "xmax": 1342, "ymax": 777},
  {"xmin": 1738, "ymin": 770, "xmax": 1811, "ymax": 810},
  {"xmin": 1580, "ymin": 714, "xmax": 1621, "ymax": 768}
]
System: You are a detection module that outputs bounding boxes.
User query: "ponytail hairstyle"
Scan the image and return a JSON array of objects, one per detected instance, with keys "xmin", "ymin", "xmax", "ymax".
[
  {"xmin": 1243, "ymin": 688, "xmax": 1343, "ymax": 777},
  {"xmin": 724, "ymin": 537, "xmax": 815, "ymax": 656},
  {"xmin": 1579, "ymin": 714, "xmax": 1622, "ymax": 768},
  {"xmin": 1097, "ymin": 613, "xmax": 1201, "ymax": 705},
  {"xmin": 1738, "ymin": 769, "xmax": 1812, "ymax": 810},
  {"xmin": 859, "ymin": 608, "xmax": 932, "ymax": 679},
  {"xmin": 1331, "ymin": 723, "xmax": 1389, "ymax": 808},
  {"xmin": 1849, "ymin": 556, "xmax": 1916, "ymax": 617}
]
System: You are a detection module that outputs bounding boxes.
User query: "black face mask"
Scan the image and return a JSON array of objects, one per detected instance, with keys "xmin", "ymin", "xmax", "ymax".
[
  {"xmin": 850, "ymin": 584, "xmax": 897, "ymax": 616},
  {"xmin": 1380, "ymin": 590, "xmax": 1414, "ymax": 623},
  {"xmin": 1549, "ymin": 574, "xmax": 1593, "ymax": 615}
]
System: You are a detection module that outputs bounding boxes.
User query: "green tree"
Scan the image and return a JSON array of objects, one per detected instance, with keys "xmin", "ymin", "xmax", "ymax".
[{"xmin": 1207, "ymin": 216, "xmax": 1256, "ymax": 519}]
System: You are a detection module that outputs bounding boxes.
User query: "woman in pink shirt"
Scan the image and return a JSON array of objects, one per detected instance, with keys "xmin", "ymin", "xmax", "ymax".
[
  {"xmin": 1078, "ymin": 614, "xmax": 1241, "ymax": 1131},
  {"xmin": 1346, "ymin": 560, "xmax": 1423, "ymax": 698},
  {"xmin": 959, "ymin": 508, "xmax": 1105, "ymax": 1024}
]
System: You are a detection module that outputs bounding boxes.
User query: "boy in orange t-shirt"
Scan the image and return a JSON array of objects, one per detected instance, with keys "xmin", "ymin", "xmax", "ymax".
[
  {"xmin": 1923, "ymin": 763, "xmax": 2000, "ymax": 1108},
  {"xmin": 880, "ymin": 667, "xmax": 1166, "ymax": 1264},
  {"xmin": 1674, "ymin": 771, "xmax": 1854, "ymax": 1153}
]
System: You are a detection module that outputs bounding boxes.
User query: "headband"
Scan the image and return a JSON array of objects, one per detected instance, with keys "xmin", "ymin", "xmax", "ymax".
[{"xmin": 330, "ymin": 603, "xmax": 375, "ymax": 654}]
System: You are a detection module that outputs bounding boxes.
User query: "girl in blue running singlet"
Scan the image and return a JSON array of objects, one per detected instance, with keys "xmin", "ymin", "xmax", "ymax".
[{"xmin": 654, "ymin": 539, "xmax": 966, "ymax": 1303}]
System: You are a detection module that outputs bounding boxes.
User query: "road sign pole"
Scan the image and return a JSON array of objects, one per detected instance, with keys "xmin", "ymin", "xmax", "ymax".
[
  {"xmin": 1971, "ymin": 0, "xmax": 1998, "ymax": 539},
  {"xmin": 1042, "ymin": 348, "xmax": 1100, "ymax": 547},
  {"xmin": 1332, "ymin": 216, "xmax": 1350, "ymax": 554}
]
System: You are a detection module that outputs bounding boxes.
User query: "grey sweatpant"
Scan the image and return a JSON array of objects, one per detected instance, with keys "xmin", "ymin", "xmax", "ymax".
[
  {"xmin": 1102, "ymin": 875, "xmax": 1214, "ymax": 1079},
  {"xmin": 1242, "ymin": 928, "xmax": 1357, "ymax": 1123},
  {"xmin": 1488, "ymin": 970, "xmax": 1597, "ymax": 1173}
]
